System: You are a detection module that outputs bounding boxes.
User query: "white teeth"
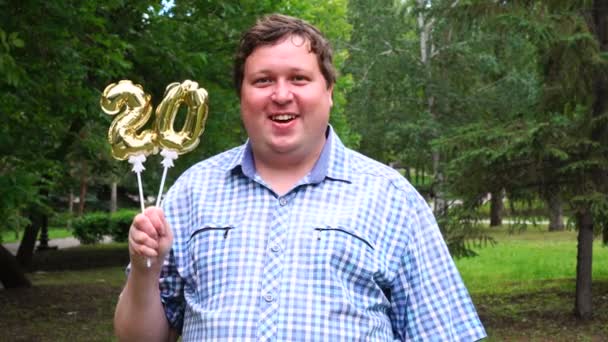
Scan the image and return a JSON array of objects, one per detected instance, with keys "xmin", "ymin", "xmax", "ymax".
[{"xmin": 272, "ymin": 114, "xmax": 296, "ymax": 121}]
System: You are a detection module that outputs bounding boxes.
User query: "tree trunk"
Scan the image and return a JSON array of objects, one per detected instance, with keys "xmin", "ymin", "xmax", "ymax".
[
  {"xmin": 0, "ymin": 245, "xmax": 31, "ymax": 288},
  {"xmin": 490, "ymin": 191, "xmax": 504, "ymax": 227},
  {"xmin": 432, "ymin": 151, "xmax": 447, "ymax": 216},
  {"xmin": 546, "ymin": 191, "xmax": 565, "ymax": 231},
  {"xmin": 110, "ymin": 181, "xmax": 118, "ymax": 213},
  {"xmin": 68, "ymin": 191, "xmax": 74, "ymax": 229},
  {"xmin": 36, "ymin": 214, "xmax": 53, "ymax": 250},
  {"xmin": 572, "ymin": 0, "xmax": 608, "ymax": 320},
  {"xmin": 416, "ymin": 0, "xmax": 459, "ymax": 218},
  {"xmin": 16, "ymin": 213, "xmax": 41, "ymax": 268},
  {"xmin": 591, "ymin": 0, "xmax": 608, "ymax": 243},
  {"xmin": 574, "ymin": 208, "xmax": 594, "ymax": 319},
  {"xmin": 79, "ymin": 160, "xmax": 87, "ymax": 215}
]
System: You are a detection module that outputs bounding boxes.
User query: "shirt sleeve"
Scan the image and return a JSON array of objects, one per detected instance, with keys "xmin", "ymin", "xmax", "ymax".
[
  {"xmin": 159, "ymin": 248, "xmax": 186, "ymax": 333},
  {"xmin": 389, "ymin": 195, "xmax": 486, "ymax": 341}
]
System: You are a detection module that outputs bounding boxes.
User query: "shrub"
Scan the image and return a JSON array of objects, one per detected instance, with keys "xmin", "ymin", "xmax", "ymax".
[
  {"xmin": 110, "ymin": 209, "xmax": 138, "ymax": 242},
  {"xmin": 73, "ymin": 212, "xmax": 110, "ymax": 244},
  {"xmin": 73, "ymin": 209, "xmax": 138, "ymax": 244}
]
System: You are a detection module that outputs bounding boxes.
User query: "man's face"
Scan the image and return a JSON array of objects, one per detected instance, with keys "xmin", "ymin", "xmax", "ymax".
[{"xmin": 240, "ymin": 35, "xmax": 333, "ymax": 163}]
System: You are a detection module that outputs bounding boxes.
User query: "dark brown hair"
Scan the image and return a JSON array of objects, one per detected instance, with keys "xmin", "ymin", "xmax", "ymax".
[{"xmin": 233, "ymin": 14, "xmax": 336, "ymax": 96}]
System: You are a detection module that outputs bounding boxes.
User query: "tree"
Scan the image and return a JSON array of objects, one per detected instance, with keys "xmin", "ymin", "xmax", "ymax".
[
  {"xmin": 0, "ymin": 0, "xmax": 355, "ymax": 288},
  {"xmin": 346, "ymin": 0, "xmax": 606, "ymax": 317},
  {"xmin": 0, "ymin": 0, "xmax": 157, "ymax": 287},
  {"xmin": 434, "ymin": 0, "xmax": 608, "ymax": 319},
  {"xmin": 345, "ymin": 0, "xmax": 419, "ymax": 163},
  {"xmin": 344, "ymin": 0, "xmax": 494, "ymax": 255}
]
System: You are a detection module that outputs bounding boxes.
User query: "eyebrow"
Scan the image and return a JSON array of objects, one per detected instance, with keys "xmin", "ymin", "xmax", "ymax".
[{"xmin": 248, "ymin": 67, "xmax": 312, "ymax": 75}]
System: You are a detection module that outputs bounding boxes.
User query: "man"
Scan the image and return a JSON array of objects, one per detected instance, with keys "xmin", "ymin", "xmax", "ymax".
[{"xmin": 114, "ymin": 14, "xmax": 486, "ymax": 341}]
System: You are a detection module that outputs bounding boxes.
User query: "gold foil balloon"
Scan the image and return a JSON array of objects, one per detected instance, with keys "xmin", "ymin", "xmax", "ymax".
[
  {"xmin": 155, "ymin": 80, "xmax": 209, "ymax": 154},
  {"xmin": 100, "ymin": 79, "xmax": 209, "ymax": 268},
  {"xmin": 100, "ymin": 80, "xmax": 158, "ymax": 160}
]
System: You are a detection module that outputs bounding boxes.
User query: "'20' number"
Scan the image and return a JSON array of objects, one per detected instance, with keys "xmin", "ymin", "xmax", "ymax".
[{"xmin": 100, "ymin": 80, "xmax": 209, "ymax": 160}]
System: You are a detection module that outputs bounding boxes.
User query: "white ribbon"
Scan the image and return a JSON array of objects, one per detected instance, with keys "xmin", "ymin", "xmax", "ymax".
[
  {"xmin": 128, "ymin": 154, "xmax": 147, "ymax": 173},
  {"xmin": 160, "ymin": 149, "xmax": 179, "ymax": 168}
]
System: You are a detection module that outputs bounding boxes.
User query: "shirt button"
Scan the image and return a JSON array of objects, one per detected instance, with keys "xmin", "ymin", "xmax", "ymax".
[
  {"xmin": 264, "ymin": 293, "xmax": 274, "ymax": 302},
  {"xmin": 271, "ymin": 244, "xmax": 280, "ymax": 252},
  {"xmin": 279, "ymin": 197, "xmax": 287, "ymax": 206}
]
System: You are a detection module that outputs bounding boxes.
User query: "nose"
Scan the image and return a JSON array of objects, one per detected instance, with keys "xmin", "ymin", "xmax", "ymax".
[{"xmin": 271, "ymin": 80, "xmax": 293, "ymax": 104}]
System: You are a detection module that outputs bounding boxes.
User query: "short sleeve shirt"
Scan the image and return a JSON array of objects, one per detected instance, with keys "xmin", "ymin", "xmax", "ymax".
[{"xmin": 157, "ymin": 127, "xmax": 486, "ymax": 341}]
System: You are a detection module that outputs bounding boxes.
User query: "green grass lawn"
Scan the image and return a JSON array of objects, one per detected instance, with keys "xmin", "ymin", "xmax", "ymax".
[
  {"xmin": 1, "ymin": 225, "xmax": 607, "ymax": 341},
  {"xmin": 457, "ymin": 226, "xmax": 608, "ymax": 294},
  {"xmin": 456, "ymin": 225, "xmax": 608, "ymax": 341}
]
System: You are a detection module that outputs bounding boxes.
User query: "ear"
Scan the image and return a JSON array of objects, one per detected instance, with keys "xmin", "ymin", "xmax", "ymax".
[{"xmin": 328, "ymin": 84, "xmax": 334, "ymax": 107}]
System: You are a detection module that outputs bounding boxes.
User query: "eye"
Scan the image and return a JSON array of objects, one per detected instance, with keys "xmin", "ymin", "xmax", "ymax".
[
  {"xmin": 291, "ymin": 75, "xmax": 309, "ymax": 84},
  {"xmin": 253, "ymin": 77, "xmax": 272, "ymax": 86}
]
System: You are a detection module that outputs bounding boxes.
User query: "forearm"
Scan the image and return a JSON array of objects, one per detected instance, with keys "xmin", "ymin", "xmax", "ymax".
[{"xmin": 114, "ymin": 266, "xmax": 172, "ymax": 341}]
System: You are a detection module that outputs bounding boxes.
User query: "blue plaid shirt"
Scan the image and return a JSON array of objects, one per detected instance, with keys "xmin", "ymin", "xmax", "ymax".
[{"xmin": 158, "ymin": 126, "xmax": 486, "ymax": 341}]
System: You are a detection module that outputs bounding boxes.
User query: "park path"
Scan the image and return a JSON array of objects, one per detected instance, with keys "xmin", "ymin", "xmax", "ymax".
[{"xmin": 2, "ymin": 237, "xmax": 105, "ymax": 256}]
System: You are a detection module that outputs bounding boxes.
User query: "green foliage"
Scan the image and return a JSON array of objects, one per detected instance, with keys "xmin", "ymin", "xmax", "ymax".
[
  {"xmin": 0, "ymin": 0, "xmax": 355, "ymax": 237},
  {"xmin": 436, "ymin": 204, "xmax": 495, "ymax": 258},
  {"xmin": 73, "ymin": 212, "xmax": 111, "ymax": 245},
  {"xmin": 72, "ymin": 209, "xmax": 137, "ymax": 244},
  {"xmin": 436, "ymin": 1, "xmax": 608, "ymax": 228},
  {"xmin": 1, "ymin": 1, "xmax": 153, "ymax": 235},
  {"xmin": 0, "ymin": 28, "xmax": 25, "ymax": 86},
  {"xmin": 0, "ymin": 157, "xmax": 38, "ymax": 239},
  {"xmin": 109, "ymin": 209, "xmax": 138, "ymax": 242},
  {"xmin": 345, "ymin": 0, "xmax": 419, "ymax": 163}
]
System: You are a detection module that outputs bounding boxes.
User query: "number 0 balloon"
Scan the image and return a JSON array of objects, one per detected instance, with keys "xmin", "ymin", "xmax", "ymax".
[
  {"xmin": 154, "ymin": 81, "xmax": 209, "ymax": 206},
  {"xmin": 156, "ymin": 80, "xmax": 209, "ymax": 154}
]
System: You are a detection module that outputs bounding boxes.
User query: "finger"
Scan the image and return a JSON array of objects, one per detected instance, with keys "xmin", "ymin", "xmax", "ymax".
[
  {"xmin": 133, "ymin": 213, "xmax": 159, "ymax": 240},
  {"xmin": 147, "ymin": 210, "xmax": 165, "ymax": 238},
  {"xmin": 144, "ymin": 207, "xmax": 166, "ymax": 236},
  {"xmin": 130, "ymin": 229, "xmax": 159, "ymax": 251},
  {"xmin": 129, "ymin": 233, "xmax": 159, "ymax": 257},
  {"xmin": 144, "ymin": 207, "xmax": 170, "ymax": 238},
  {"xmin": 129, "ymin": 236, "xmax": 159, "ymax": 258},
  {"xmin": 158, "ymin": 210, "xmax": 171, "ymax": 238}
]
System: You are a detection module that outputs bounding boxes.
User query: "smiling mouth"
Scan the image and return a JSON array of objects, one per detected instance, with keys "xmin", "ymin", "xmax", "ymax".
[{"xmin": 270, "ymin": 114, "xmax": 297, "ymax": 123}]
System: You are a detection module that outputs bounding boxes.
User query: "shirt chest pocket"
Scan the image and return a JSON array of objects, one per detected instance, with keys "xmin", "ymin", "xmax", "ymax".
[
  {"xmin": 186, "ymin": 224, "xmax": 237, "ymax": 302},
  {"xmin": 309, "ymin": 224, "xmax": 390, "ymax": 309},
  {"xmin": 311, "ymin": 224, "xmax": 378, "ymax": 283}
]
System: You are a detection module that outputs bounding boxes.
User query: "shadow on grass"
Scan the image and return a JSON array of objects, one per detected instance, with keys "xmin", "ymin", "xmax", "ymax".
[
  {"xmin": 28, "ymin": 243, "xmax": 130, "ymax": 272},
  {"xmin": 0, "ymin": 244, "xmax": 129, "ymax": 341},
  {"xmin": 475, "ymin": 280, "xmax": 608, "ymax": 341},
  {"xmin": 0, "ymin": 283, "xmax": 119, "ymax": 341}
]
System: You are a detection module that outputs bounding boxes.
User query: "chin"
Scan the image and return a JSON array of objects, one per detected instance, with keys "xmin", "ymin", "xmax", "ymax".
[
  {"xmin": 269, "ymin": 144, "xmax": 297, "ymax": 155},
  {"xmin": 267, "ymin": 136, "xmax": 298, "ymax": 149}
]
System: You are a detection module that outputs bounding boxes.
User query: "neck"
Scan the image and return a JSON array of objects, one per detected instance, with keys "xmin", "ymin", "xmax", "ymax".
[{"xmin": 253, "ymin": 144, "xmax": 324, "ymax": 196}]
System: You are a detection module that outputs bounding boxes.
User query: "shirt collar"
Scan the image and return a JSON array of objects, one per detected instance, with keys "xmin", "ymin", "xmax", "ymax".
[{"xmin": 227, "ymin": 125, "xmax": 352, "ymax": 183}]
